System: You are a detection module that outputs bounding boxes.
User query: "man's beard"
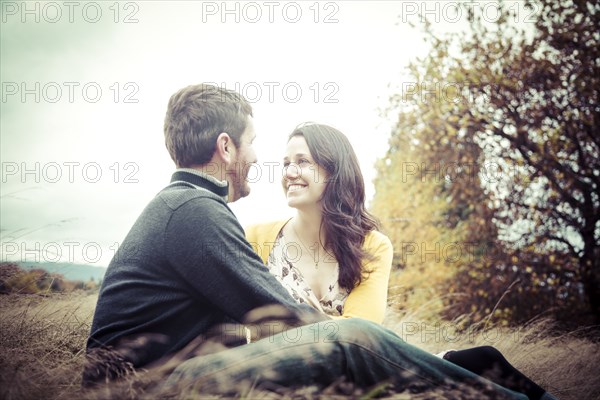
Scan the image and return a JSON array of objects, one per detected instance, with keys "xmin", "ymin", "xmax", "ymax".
[{"xmin": 230, "ymin": 172, "xmax": 250, "ymax": 202}]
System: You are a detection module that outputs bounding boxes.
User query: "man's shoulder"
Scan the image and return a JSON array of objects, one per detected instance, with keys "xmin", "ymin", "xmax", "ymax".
[{"xmin": 157, "ymin": 186, "xmax": 226, "ymax": 211}]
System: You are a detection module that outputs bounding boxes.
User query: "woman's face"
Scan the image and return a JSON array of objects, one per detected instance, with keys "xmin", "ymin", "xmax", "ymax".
[{"xmin": 282, "ymin": 135, "xmax": 328, "ymax": 210}]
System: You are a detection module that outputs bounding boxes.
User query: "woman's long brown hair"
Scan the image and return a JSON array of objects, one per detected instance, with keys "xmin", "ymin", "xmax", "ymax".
[{"xmin": 289, "ymin": 123, "xmax": 379, "ymax": 291}]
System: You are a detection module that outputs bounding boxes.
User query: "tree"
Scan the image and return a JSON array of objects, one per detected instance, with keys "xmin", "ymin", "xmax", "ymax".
[
  {"xmin": 459, "ymin": 0, "xmax": 599, "ymax": 321},
  {"xmin": 374, "ymin": 0, "xmax": 599, "ymax": 325},
  {"xmin": 372, "ymin": 123, "xmax": 466, "ymax": 320}
]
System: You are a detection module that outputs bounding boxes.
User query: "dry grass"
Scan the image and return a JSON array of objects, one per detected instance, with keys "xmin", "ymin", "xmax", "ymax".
[
  {"xmin": 0, "ymin": 292, "xmax": 598, "ymax": 399},
  {"xmin": 0, "ymin": 292, "xmax": 96, "ymax": 400},
  {"xmin": 383, "ymin": 308, "xmax": 600, "ymax": 400}
]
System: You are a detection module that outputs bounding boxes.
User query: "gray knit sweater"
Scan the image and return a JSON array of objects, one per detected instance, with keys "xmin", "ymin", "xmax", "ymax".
[{"xmin": 86, "ymin": 170, "xmax": 320, "ymax": 376}]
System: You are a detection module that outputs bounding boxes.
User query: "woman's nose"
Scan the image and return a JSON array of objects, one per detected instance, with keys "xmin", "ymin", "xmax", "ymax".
[{"xmin": 284, "ymin": 163, "xmax": 301, "ymax": 180}]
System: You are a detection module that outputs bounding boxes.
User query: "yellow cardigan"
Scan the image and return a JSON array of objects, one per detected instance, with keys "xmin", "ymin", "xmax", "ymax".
[{"xmin": 245, "ymin": 219, "xmax": 393, "ymax": 324}]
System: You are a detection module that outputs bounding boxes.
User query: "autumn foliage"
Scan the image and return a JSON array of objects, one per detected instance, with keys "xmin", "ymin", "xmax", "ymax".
[
  {"xmin": 372, "ymin": 0, "xmax": 599, "ymax": 327},
  {"xmin": 0, "ymin": 262, "xmax": 99, "ymax": 294}
]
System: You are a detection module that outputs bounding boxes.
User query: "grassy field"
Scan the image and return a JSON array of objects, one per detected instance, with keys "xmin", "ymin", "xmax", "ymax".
[{"xmin": 0, "ymin": 292, "xmax": 598, "ymax": 399}]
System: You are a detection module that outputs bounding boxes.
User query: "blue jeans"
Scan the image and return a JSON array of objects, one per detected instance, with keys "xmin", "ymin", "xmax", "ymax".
[{"xmin": 166, "ymin": 318, "xmax": 527, "ymax": 398}]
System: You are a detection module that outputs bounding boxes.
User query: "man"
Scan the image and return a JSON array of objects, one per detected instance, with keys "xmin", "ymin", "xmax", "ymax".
[
  {"xmin": 85, "ymin": 84, "xmax": 322, "ymax": 383},
  {"xmin": 84, "ymin": 84, "xmax": 527, "ymax": 399}
]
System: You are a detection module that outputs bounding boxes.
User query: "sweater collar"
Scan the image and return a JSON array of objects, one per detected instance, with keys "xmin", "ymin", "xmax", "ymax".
[{"xmin": 170, "ymin": 169, "xmax": 229, "ymax": 200}]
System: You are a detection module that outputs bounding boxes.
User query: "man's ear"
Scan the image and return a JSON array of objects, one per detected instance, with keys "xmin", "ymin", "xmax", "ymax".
[{"xmin": 215, "ymin": 133, "xmax": 233, "ymax": 165}]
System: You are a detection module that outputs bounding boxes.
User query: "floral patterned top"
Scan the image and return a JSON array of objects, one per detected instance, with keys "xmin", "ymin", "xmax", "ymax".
[{"xmin": 266, "ymin": 231, "xmax": 350, "ymax": 317}]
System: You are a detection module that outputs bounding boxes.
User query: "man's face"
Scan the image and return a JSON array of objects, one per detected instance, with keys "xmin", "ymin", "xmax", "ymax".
[{"xmin": 227, "ymin": 116, "xmax": 257, "ymax": 202}]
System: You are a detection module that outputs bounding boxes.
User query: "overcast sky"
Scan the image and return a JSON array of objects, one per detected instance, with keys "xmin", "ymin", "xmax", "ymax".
[{"xmin": 1, "ymin": 1, "xmax": 517, "ymax": 267}]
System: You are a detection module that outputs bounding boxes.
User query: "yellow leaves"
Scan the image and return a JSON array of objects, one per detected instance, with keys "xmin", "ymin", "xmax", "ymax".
[
  {"xmin": 445, "ymin": 122, "xmax": 458, "ymax": 136},
  {"xmin": 447, "ymin": 115, "xmax": 460, "ymax": 124},
  {"xmin": 387, "ymin": 265, "xmax": 453, "ymax": 320}
]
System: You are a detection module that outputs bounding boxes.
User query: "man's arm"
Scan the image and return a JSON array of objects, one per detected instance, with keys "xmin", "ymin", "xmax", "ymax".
[{"xmin": 164, "ymin": 196, "xmax": 326, "ymax": 326}]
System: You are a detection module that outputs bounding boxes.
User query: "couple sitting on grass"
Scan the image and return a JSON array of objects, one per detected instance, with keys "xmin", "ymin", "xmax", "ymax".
[{"xmin": 84, "ymin": 84, "xmax": 557, "ymax": 399}]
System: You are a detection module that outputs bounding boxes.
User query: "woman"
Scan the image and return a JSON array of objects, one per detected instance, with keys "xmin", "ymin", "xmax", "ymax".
[
  {"xmin": 246, "ymin": 123, "xmax": 556, "ymax": 400},
  {"xmin": 245, "ymin": 122, "xmax": 393, "ymax": 324}
]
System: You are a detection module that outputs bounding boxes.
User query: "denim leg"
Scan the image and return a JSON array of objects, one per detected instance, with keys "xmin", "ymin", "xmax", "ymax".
[{"xmin": 166, "ymin": 318, "xmax": 528, "ymax": 399}]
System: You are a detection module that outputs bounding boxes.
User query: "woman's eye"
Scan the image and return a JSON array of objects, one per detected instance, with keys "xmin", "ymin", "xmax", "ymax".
[
  {"xmin": 283, "ymin": 161, "xmax": 290, "ymax": 167},
  {"xmin": 298, "ymin": 158, "xmax": 310, "ymax": 165}
]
